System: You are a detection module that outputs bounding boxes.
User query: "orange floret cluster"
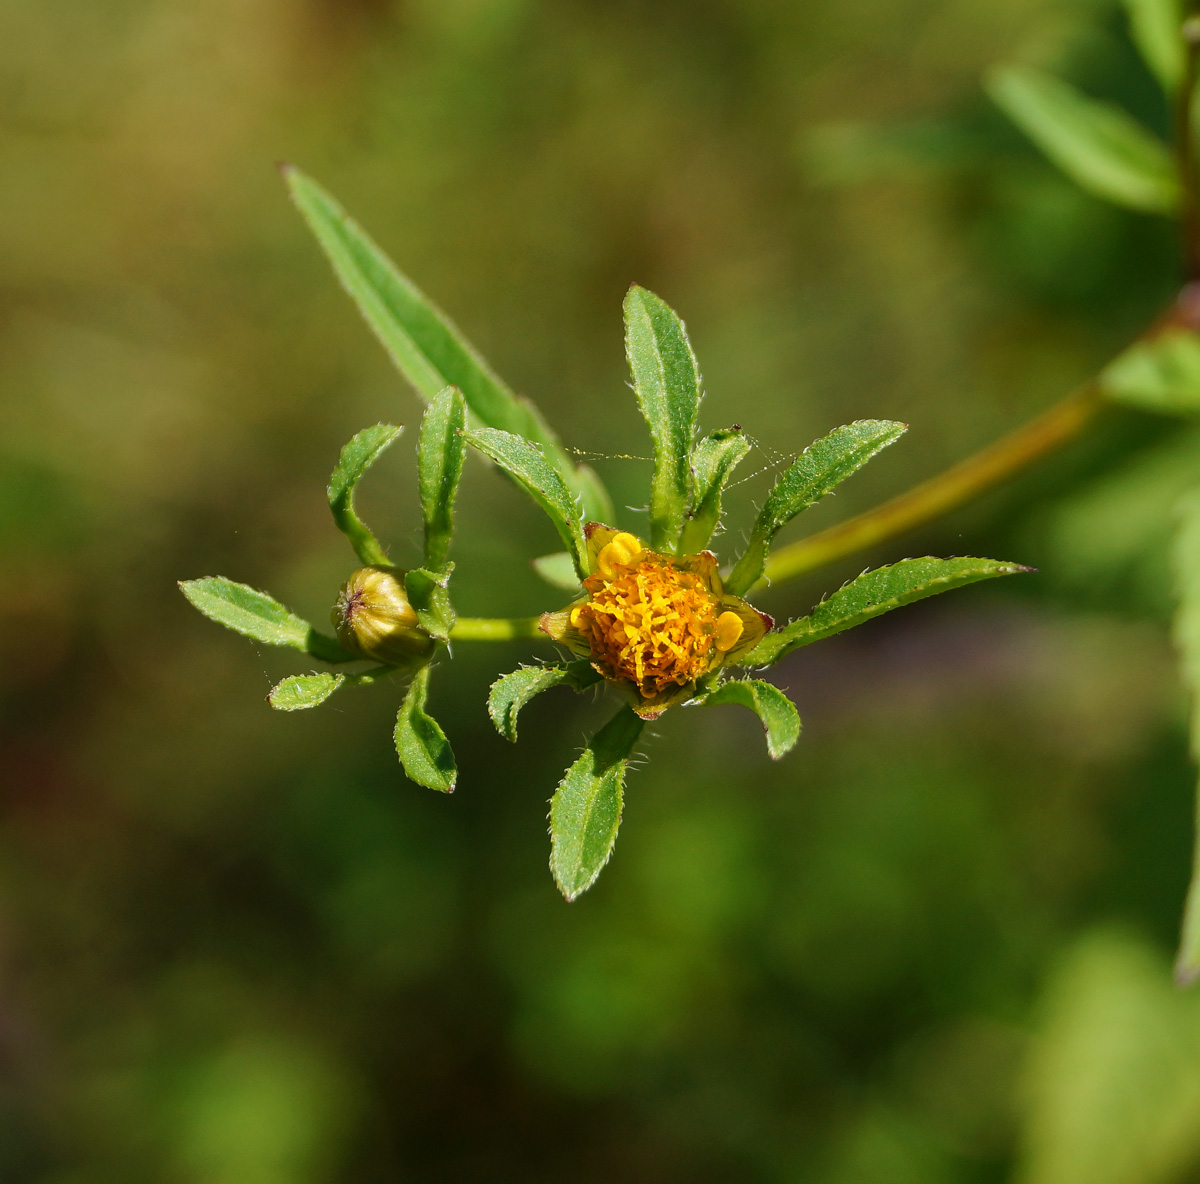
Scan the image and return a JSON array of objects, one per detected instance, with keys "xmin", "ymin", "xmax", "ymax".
[{"xmin": 575, "ymin": 558, "xmax": 720, "ymax": 695}]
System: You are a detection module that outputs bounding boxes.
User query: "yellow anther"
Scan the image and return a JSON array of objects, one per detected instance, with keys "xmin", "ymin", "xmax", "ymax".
[
  {"xmin": 596, "ymin": 532, "xmax": 644, "ymax": 579},
  {"xmin": 714, "ymin": 611, "xmax": 744, "ymax": 652},
  {"xmin": 570, "ymin": 606, "xmax": 585, "ymax": 628}
]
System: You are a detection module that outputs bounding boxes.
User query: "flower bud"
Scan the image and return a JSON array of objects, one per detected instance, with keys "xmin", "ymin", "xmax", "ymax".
[{"xmin": 332, "ymin": 566, "xmax": 435, "ymax": 665}]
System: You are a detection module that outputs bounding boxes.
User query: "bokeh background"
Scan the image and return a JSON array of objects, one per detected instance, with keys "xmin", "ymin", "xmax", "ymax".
[{"xmin": 4, "ymin": 0, "xmax": 1200, "ymax": 1181}]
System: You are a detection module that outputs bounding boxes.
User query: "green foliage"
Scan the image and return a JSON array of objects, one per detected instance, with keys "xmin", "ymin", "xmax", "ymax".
[
  {"xmin": 283, "ymin": 165, "xmax": 611, "ymax": 523},
  {"xmin": 327, "ymin": 423, "xmax": 401, "ymax": 566},
  {"xmin": 404, "ymin": 565, "xmax": 456, "ymax": 642},
  {"xmin": 394, "ymin": 665, "xmax": 456, "ymax": 793},
  {"xmin": 532, "ymin": 552, "xmax": 583, "ymax": 591},
  {"xmin": 488, "ymin": 661, "xmax": 601, "ymax": 742},
  {"xmin": 986, "ymin": 65, "xmax": 1179, "ymax": 214},
  {"xmin": 268, "ymin": 672, "xmax": 346, "ymax": 711},
  {"xmin": 549, "ymin": 706, "xmax": 644, "ymax": 901},
  {"xmin": 623, "ymin": 285, "xmax": 702, "ymax": 554},
  {"xmin": 179, "ymin": 577, "xmax": 351, "ymax": 663},
  {"xmin": 1122, "ymin": 0, "xmax": 1185, "ymax": 90},
  {"xmin": 701, "ymin": 679, "xmax": 801, "ymax": 759},
  {"xmin": 418, "ymin": 387, "xmax": 467, "ymax": 571},
  {"xmin": 726, "ymin": 420, "xmax": 907, "ymax": 595},
  {"xmin": 1102, "ymin": 329, "xmax": 1200, "ymax": 415},
  {"xmin": 681, "ymin": 427, "xmax": 751, "ymax": 554},
  {"xmin": 466, "ymin": 426, "xmax": 588, "ymax": 576},
  {"xmin": 745, "ymin": 557, "xmax": 1029, "ymax": 665}
]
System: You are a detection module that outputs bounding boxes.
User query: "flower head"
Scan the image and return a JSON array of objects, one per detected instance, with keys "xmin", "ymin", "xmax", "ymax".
[
  {"xmin": 540, "ymin": 524, "xmax": 772, "ymax": 718},
  {"xmin": 332, "ymin": 566, "xmax": 435, "ymax": 666}
]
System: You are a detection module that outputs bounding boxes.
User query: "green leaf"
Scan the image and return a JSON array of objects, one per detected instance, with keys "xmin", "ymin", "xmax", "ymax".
[
  {"xmin": 327, "ymin": 424, "xmax": 401, "ymax": 566},
  {"xmin": 985, "ymin": 65, "xmax": 1179, "ymax": 214},
  {"xmin": 624, "ymin": 286, "xmax": 702, "ymax": 553},
  {"xmin": 418, "ymin": 386, "xmax": 466, "ymax": 570},
  {"xmin": 179, "ymin": 577, "xmax": 352, "ymax": 663},
  {"xmin": 466, "ymin": 427, "xmax": 587, "ymax": 576},
  {"xmin": 488, "ymin": 661, "xmax": 601, "ymax": 742},
  {"xmin": 404, "ymin": 565, "xmax": 455, "ymax": 641},
  {"xmin": 531, "ymin": 552, "xmax": 583, "ymax": 592},
  {"xmin": 549, "ymin": 706, "xmax": 644, "ymax": 901},
  {"xmin": 1173, "ymin": 492, "xmax": 1200, "ymax": 983},
  {"xmin": 283, "ymin": 166, "xmax": 611, "ymax": 522},
  {"xmin": 1101, "ymin": 329, "xmax": 1200, "ymax": 415},
  {"xmin": 268, "ymin": 672, "xmax": 345, "ymax": 711},
  {"xmin": 726, "ymin": 420, "xmax": 907, "ymax": 595},
  {"xmin": 701, "ymin": 679, "xmax": 801, "ymax": 759},
  {"xmin": 1122, "ymin": 0, "xmax": 1185, "ymax": 90},
  {"xmin": 394, "ymin": 664, "xmax": 456, "ymax": 792},
  {"xmin": 744, "ymin": 556, "xmax": 1029, "ymax": 666},
  {"xmin": 681, "ymin": 426, "xmax": 752, "ymax": 554}
]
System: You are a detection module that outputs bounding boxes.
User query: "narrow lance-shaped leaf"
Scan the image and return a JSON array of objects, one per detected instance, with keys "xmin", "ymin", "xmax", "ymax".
[
  {"xmin": 466, "ymin": 427, "xmax": 588, "ymax": 577},
  {"xmin": 624, "ymin": 286, "xmax": 702, "ymax": 553},
  {"xmin": 701, "ymin": 679, "xmax": 801, "ymax": 759},
  {"xmin": 328, "ymin": 424, "xmax": 401, "ymax": 566},
  {"xmin": 283, "ymin": 166, "xmax": 612, "ymax": 522},
  {"xmin": 744, "ymin": 556, "xmax": 1030, "ymax": 666},
  {"xmin": 405, "ymin": 565, "xmax": 455, "ymax": 642},
  {"xmin": 268, "ymin": 667, "xmax": 393, "ymax": 711},
  {"xmin": 985, "ymin": 65, "xmax": 1179, "ymax": 214},
  {"xmin": 179, "ymin": 577, "xmax": 352, "ymax": 663},
  {"xmin": 532, "ymin": 552, "xmax": 583, "ymax": 592},
  {"xmin": 488, "ymin": 661, "xmax": 602, "ymax": 742},
  {"xmin": 419, "ymin": 386, "xmax": 466, "ymax": 569},
  {"xmin": 1172, "ymin": 492, "xmax": 1200, "ymax": 984},
  {"xmin": 1121, "ymin": 0, "xmax": 1185, "ymax": 91},
  {"xmin": 681, "ymin": 426, "xmax": 752, "ymax": 554},
  {"xmin": 394, "ymin": 664, "xmax": 456, "ymax": 792},
  {"xmin": 726, "ymin": 420, "xmax": 907, "ymax": 596},
  {"xmin": 550, "ymin": 705, "xmax": 644, "ymax": 900},
  {"xmin": 1101, "ymin": 329, "xmax": 1200, "ymax": 416}
]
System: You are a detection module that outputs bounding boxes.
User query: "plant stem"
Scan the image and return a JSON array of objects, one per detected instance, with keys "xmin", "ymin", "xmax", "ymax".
[
  {"xmin": 1177, "ymin": 16, "xmax": 1200, "ymax": 277},
  {"xmin": 450, "ymin": 616, "xmax": 545, "ymax": 641},
  {"xmin": 755, "ymin": 381, "xmax": 1106, "ymax": 590}
]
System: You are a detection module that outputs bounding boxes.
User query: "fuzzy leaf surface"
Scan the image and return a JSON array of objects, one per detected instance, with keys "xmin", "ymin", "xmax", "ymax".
[
  {"xmin": 624, "ymin": 286, "xmax": 701, "ymax": 553},
  {"xmin": 328, "ymin": 423, "xmax": 401, "ymax": 566},
  {"xmin": 682, "ymin": 427, "xmax": 751, "ymax": 553},
  {"xmin": 744, "ymin": 557, "xmax": 1029, "ymax": 665},
  {"xmin": 180, "ymin": 577, "xmax": 351, "ymax": 662},
  {"xmin": 986, "ymin": 65, "xmax": 1178, "ymax": 213},
  {"xmin": 532, "ymin": 552, "xmax": 583, "ymax": 592},
  {"xmin": 1173, "ymin": 493, "xmax": 1200, "ymax": 983},
  {"xmin": 702, "ymin": 679, "xmax": 801, "ymax": 759},
  {"xmin": 1122, "ymin": 0, "xmax": 1185, "ymax": 90},
  {"xmin": 283, "ymin": 167, "xmax": 610, "ymax": 521},
  {"xmin": 550, "ymin": 706, "xmax": 644, "ymax": 900},
  {"xmin": 488, "ymin": 661, "xmax": 602, "ymax": 742},
  {"xmin": 466, "ymin": 427, "xmax": 587, "ymax": 576},
  {"xmin": 1102, "ymin": 329, "xmax": 1200, "ymax": 415},
  {"xmin": 394, "ymin": 665, "xmax": 456, "ymax": 792},
  {"xmin": 405, "ymin": 565, "xmax": 455, "ymax": 641},
  {"xmin": 727, "ymin": 420, "xmax": 907, "ymax": 595},
  {"xmin": 418, "ymin": 387, "xmax": 466, "ymax": 569},
  {"xmin": 268, "ymin": 673, "xmax": 345, "ymax": 711}
]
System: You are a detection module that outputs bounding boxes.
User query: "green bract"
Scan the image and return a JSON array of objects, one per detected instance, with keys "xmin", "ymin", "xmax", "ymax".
[{"xmin": 182, "ymin": 171, "xmax": 1027, "ymax": 901}]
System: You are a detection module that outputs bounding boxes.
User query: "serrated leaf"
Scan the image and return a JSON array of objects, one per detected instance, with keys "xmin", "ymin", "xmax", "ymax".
[
  {"xmin": 1172, "ymin": 492, "xmax": 1200, "ymax": 983},
  {"xmin": 488, "ymin": 661, "xmax": 602, "ymax": 742},
  {"xmin": 550, "ymin": 706, "xmax": 644, "ymax": 900},
  {"xmin": 1122, "ymin": 0, "xmax": 1185, "ymax": 90},
  {"xmin": 532, "ymin": 552, "xmax": 583, "ymax": 592},
  {"xmin": 624, "ymin": 286, "xmax": 702, "ymax": 553},
  {"xmin": 466, "ymin": 427, "xmax": 587, "ymax": 576},
  {"xmin": 1101, "ymin": 329, "xmax": 1200, "ymax": 415},
  {"xmin": 327, "ymin": 424, "xmax": 401, "ymax": 566},
  {"xmin": 985, "ymin": 65, "xmax": 1179, "ymax": 214},
  {"xmin": 268, "ymin": 672, "xmax": 345, "ymax": 711},
  {"xmin": 394, "ymin": 664, "xmax": 456, "ymax": 792},
  {"xmin": 726, "ymin": 420, "xmax": 907, "ymax": 595},
  {"xmin": 681, "ymin": 426, "xmax": 752, "ymax": 553},
  {"xmin": 179, "ymin": 577, "xmax": 351, "ymax": 663},
  {"xmin": 283, "ymin": 166, "xmax": 611, "ymax": 521},
  {"xmin": 701, "ymin": 679, "xmax": 801, "ymax": 759},
  {"xmin": 419, "ymin": 386, "xmax": 466, "ymax": 570},
  {"xmin": 744, "ymin": 557, "xmax": 1029, "ymax": 666},
  {"xmin": 404, "ymin": 565, "xmax": 455, "ymax": 641}
]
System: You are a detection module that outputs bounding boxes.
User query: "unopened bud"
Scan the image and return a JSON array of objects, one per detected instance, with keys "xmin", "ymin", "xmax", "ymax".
[{"xmin": 332, "ymin": 566, "xmax": 435, "ymax": 665}]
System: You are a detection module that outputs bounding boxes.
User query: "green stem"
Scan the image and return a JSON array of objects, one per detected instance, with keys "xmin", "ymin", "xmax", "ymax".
[
  {"xmin": 756, "ymin": 381, "xmax": 1106, "ymax": 591},
  {"xmin": 450, "ymin": 616, "xmax": 546, "ymax": 641},
  {"xmin": 1177, "ymin": 16, "xmax": 1200, "ymax": 277}
]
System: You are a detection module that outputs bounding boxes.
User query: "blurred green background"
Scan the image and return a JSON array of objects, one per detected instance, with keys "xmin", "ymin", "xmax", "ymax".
[{"xmin": 5, "ymin": 0, "xmax": 1200, "ymax": 1180}]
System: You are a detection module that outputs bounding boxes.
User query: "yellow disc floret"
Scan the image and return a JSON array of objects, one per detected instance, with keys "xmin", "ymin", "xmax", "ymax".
[{"xmin": 576, "ymin": 543, "xmax": 723, "ymax": 696}]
